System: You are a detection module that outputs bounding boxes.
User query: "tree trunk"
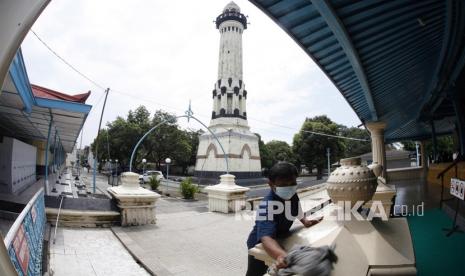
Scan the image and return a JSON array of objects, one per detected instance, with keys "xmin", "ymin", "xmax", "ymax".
[{"xmin": 316, "ymin": 167, "xmax": 323, "ymax": 180}]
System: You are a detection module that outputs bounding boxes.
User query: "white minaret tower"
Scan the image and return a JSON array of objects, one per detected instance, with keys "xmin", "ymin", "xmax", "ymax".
[{"xmin": 195, "ymin": 2, "xmax": 262, "ymax": 182}]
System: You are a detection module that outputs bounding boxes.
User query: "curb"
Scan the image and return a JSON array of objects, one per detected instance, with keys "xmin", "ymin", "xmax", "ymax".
[{"xmin": 110, "ymin": 227, "xmax": 158, "ymax": 276}]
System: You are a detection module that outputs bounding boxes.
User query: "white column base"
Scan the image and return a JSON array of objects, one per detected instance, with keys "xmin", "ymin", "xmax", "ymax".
[
  {"xmin": 108, "ymin": 172, "xmax": 161, "ymax": 226},
  {"xmin": 204, "ymin": 174, "xmax": 249, "ymax": 213},
  {"xmin": 363, "ymin": 181, "xmax": 396, "ymax": 217}
]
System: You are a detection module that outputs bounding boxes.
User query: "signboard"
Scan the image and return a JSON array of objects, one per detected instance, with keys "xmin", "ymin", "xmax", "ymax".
[{"xmin": 450, "ymin": 178, "xmax": 465, "ymax": 200}]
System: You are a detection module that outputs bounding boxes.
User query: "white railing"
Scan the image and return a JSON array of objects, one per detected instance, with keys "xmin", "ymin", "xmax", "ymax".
[{"xmin": 387, "ymin": 166, "xmax": 423, "ymax": 182}]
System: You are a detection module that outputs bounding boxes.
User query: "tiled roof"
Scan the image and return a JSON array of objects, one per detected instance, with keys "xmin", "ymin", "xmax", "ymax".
[{"xmin": 31, "ymin": 84, "xmax": 90, "ymax": 103}]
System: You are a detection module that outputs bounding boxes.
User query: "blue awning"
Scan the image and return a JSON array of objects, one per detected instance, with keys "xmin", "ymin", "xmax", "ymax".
[
  {"xmin": 0, "ymin": 49, "xmax": 91, "ymax": 152},
  {"xmin": 250, "ymin": 0, "xmax": 465, "ymax": 142}
]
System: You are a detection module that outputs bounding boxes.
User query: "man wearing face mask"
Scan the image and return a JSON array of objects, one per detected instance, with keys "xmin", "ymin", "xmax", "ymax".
[{"xmin": 246, "ymin": 162, "xmax": 323, "ymax": 276}]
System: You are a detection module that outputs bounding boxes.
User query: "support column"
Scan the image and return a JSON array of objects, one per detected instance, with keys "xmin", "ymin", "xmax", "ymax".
[
  {"xmin": 52, "ymin": 131, "xmax": 57, "ymax": 173},
  {"xmin": 220, "ymin": 94, "xmax": 226, "ymax": 113},
  {"xmin": 431, "ymin": 120, "xmax": 438, "ymax": 163},
  {"xmin": 366, "ymin": 122, "xmax": 387, "ymax": 179},
  {"xmin": 213, "ymin": 95, "xmax": 218, "ymax": 117},
  {"xmin": 242, "ymin": 92, "xmax": 247, "ymax": 117},
  {"xmin": 420, "ymin": 140, "xmax": 428, "ymax": 180},
  {"xmin": 232, "ymin": 94, "xmax": 238, "ymax": 114},
  {"xmin": 44, "ymin": 120, "xmax": 52, "ymax": 195},
  {"xmin": 453, "ymin": 91, "xmax": 465, "ymax": 156}
]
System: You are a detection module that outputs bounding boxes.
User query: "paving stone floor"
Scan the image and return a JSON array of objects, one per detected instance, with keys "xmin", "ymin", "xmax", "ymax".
[
  {"xmin": 111, "ymin": 189, "xmax": 329, "ymax": 276},
  {"xmin": 49, "ymin": 227, "xmax": 149, "ymax": 276},
  {"xmin": 47, "ymin": 172, "xmax": 328, "ymax": 276},
  {"xmin": 112, "ymin": 207, "xmax": 254, "ymax": 276}
]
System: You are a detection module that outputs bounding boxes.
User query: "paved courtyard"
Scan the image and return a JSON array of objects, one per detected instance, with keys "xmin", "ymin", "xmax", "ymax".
[
  {"xmin": 112, "ymin": 198, "xmax": 253, "ymax": 276},
  {"xmin": 47, "ymin": 170, "xmax": 328, "ymax": 276},
  {"xmin": 49, "ymin": 228, "xmax": 149, "ymax": 276},
  {"xmin": 110, "ymin": 188, "xmax": 329, "ymax": 276}
]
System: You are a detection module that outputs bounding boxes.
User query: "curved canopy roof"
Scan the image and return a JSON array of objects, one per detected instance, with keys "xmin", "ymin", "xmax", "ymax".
[
  {"xmin": 250, "ymin": 0, "xmax": 465, "ymax": 142},
  {"xmin": 0, "ymin": 49, "xmax": 91, "ymax": 152}
]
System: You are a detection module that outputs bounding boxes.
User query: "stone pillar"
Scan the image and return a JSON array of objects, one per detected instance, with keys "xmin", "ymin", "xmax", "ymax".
[
  {"xmin": 453, "ymin": 90, "xmax": 465, "ymax": 156},
  {"xmin": 31, "ymin": 140, "xmax": 47, "ymax": 174},
  {"xmin": 366, "ymin": 122, "xmax": 387, "ymax": 179},
  {"xmin": 108, "ymin": 172, "xmax": 161, "ymax": 226},
  {"xmin": 204, "ymin": 174, "xmax": 249, "ymax": 213},
  {"xmin": 420, "ymin": 140, "xmax": 428, "ymax": 180},
  {"xmin": 233, "ymin": 93, "xmax": 238, "ymax": 113},
  {"xmin": 220, "ymin": 93, "xmax": 227, "ymax": 112},
  {"xmin": 213, "ymin": 95, "xmax": 218, "ymax": 116},
  {"xmin": 242, "ymin": 91, "xmax": 247, "ymax": 116}
]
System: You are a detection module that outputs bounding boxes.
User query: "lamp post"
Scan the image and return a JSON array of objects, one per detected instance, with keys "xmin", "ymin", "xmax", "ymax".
[
  {"xmin": 326, "ymin": 148, "xmax": 331, "ymax": 177},
  {"xmin": 109, "ymin": 159, "xmax": 112, "ymax": 176},
  {"xmin": 165, "ymin": 158, "xmax": 171, "ymax": 180},
  {"xmin": 142, "ymin": 158, "xmax": 147, "ymax": 175},
  {"xmin": 115, "ymin": 159, "xmax": 119, "ymax": 186}
]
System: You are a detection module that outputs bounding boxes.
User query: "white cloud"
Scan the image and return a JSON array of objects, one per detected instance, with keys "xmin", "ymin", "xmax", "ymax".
[{"xmin": 21, "ymin": 0, "xmax": 361, "ymax": 147}]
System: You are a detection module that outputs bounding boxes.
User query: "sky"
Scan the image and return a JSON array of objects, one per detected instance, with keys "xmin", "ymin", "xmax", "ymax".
[{"xmin": 21, "ymin": 0, "xmax": 361, "ymax": 147}]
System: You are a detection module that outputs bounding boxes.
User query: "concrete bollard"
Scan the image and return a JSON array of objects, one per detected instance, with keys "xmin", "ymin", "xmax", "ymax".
[
  {"xmin": 204, "ymin": 174, "xmax": 249, "ymax": 213},
  {"xmin": 108, "ymin": 172, "xmax": 161, "ymax": 226}
]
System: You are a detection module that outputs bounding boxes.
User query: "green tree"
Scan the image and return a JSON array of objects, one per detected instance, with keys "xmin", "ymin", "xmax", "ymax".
[
  {"xmin": 265, "ymin": 140, "xmax": 296, "ymax": 167},
  {"xmin": 401, "ymin": 140, "xmax": 417, "ymax": 151},
  {"xmin": 90, "ymin": 128, "xmax": 110, "ymax": 162},
  {"xmin": 143, "ymin": 110, "xmax": 187, "ymax": 168},
  {"xmin": 256, "ymin": 133, "xmax": 272, "ymax": 171},
  {"xmin": 430, "ymin": 135, "xmax": 455, "ymax": 162},
  {"xmin": 339, "ymin": 126, "xmax": 371, "ymax": 157},
  {"xmin": 293, "ymin": 115, "xmax": 345, "ymax": 179},
  {"xmin": 401, "ymin": 135, "xmax": 456, "ymax": 162},
  {"xmin": 90, "ymin": 105, "xmax": 200, "ymax": 174},
  {"xmin": 104, "ymin": 106, "xmax": 153, "ymax": 169},
  {"xmin": 178, "ymin": 129, "xmax": 203, "ymax": 174}
]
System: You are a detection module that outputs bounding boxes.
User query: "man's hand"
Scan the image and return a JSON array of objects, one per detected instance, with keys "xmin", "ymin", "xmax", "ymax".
[
  {"xmin": 275, "ymin": 253, "xmax": 288, "ymax": 269},
  {"xmin": 301, "ymin": 215, "xmax": 324, "ymax": 228},
  {"xmin": 261, "ymin": 236, "xmax": 288, "ymax": 269}
]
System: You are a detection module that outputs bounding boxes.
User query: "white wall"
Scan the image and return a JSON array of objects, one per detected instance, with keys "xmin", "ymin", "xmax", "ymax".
[{"xmin": 0, "ymin": 137, "xmax": 37, "ymax": 194}]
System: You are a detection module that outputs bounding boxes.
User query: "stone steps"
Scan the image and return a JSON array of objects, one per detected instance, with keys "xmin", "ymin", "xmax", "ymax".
[{"xmin": 46, "ymin": 208, "xmax": 120, "ymax": 228}]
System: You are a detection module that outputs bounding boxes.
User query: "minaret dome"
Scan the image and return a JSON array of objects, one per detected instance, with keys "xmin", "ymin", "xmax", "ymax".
[{"xmin": 223, "ymin": 1, "xmax": 240, "ymax": 12}]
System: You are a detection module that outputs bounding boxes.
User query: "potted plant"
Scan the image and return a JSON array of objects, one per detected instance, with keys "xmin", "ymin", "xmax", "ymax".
[
  {"xmin": 148, "ymin": 176, "xmax": 160, "ymax": 192},
  {"xmin": 180, "ymin": 177, "xmax": 199, "ymax": 200}
]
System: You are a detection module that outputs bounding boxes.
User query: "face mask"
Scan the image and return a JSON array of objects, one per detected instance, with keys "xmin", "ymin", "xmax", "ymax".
[{"xmin": 275, "ymin": 185, "xmax": 297, "ymax": 200}]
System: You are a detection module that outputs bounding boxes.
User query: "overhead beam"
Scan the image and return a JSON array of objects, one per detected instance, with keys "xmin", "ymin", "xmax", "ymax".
[
  {"xmin": 71, "ymin": 113, "xmax": 88, "ymax": 151},
  {"xmin": 8, "ymin": 49, "xmax": 35, "ymax": 114},
  {"xmin": 426, "ymin": 0, "xmax": 452, "ymax": 98},
  {"xmin": 311, "ymin": 0, "xmax": 378, "ymax": 121},
  {"xmin": 36, "ymin": 97, "xmax": 92, "ymax": 114},
  {"xmin": 415, "ymin": 0, "xmax": 452, "ymax": 120},
  {"xmin": 0, "ymin": 0, "xmax": 50, "ymax": 94}
]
